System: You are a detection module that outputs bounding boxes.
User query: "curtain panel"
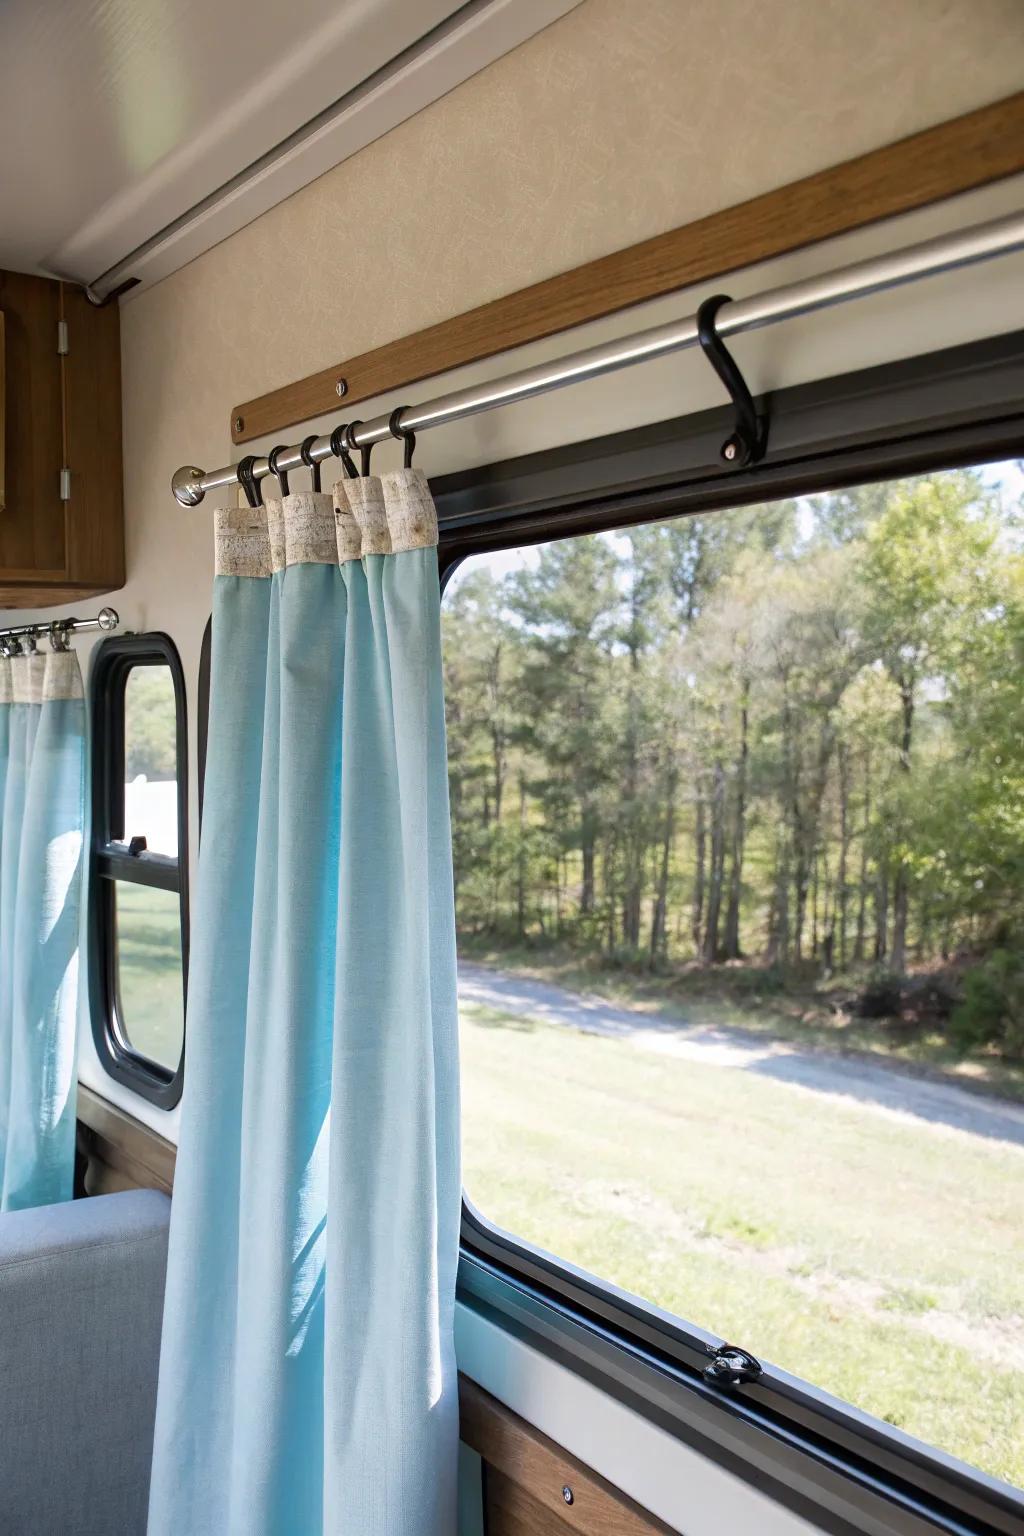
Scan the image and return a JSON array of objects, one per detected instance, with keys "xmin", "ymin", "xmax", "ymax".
[
  {"xmin": 0, "ymin": 650, "xmax": 85, "ymax": 1211},
  {"xmin": 148, "ymin": 469, "xmax": 461, "ymax": 1536}
]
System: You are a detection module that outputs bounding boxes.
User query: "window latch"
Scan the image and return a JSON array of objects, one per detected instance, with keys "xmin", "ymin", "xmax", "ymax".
[
  {"xmin": 127, "ymin": 835, "xmax": 148, "ymax": 856},
  {"xmin": 703, "ymin": 1343, "xmax": 763, "ymax": 1387}
]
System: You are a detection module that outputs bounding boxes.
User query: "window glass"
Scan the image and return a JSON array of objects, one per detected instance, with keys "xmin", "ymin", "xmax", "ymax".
[
  {"xmin": 115, "ymin": 882, "xmax": 184, "ymax": 1072},
  {"xmin": 444, "ymin": 460, "xmax": 1024, "ymax": 1490},
  {"xmin": 123, "ymin": 664, "xmax": 179, "ymax": 857},
  {"xmin": 90, "ymin": 634, "xmax": 187, "ymax": 1104}
]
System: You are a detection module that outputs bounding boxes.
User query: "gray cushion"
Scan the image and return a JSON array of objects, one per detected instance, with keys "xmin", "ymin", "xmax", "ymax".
[{"xmin": 0, "ymin": 1189, "xmax": 170, "ymax": 1536}]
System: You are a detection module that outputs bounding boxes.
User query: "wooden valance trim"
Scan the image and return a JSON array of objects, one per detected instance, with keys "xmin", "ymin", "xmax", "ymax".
[{"xmin": 231, "ymin": 91, "xmax": 1024, "ymax": 445}]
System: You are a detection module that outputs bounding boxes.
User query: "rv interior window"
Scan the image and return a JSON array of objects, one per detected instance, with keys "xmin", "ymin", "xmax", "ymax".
[
  {"xmin": 89, "ymin": 634, "xmax": 188, "ymax": 1107},
  {"xmin": 444, "ymin": 459, "xmax": 1024, "ymax": 1494}
]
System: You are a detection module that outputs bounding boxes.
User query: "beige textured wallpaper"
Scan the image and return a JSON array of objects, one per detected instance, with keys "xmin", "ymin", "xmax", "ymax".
[{"xmin": 121, "ymin": 0, "xmax": 1024, "ymax": 424}]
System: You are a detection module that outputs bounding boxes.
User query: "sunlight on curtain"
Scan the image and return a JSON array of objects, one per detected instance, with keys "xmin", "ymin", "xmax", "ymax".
[
  {"xmin": 0, "ymin": 649, "xmax": 85, "ymax": 1211},
  {"xmin": 148, "ymin": 469, "xmax": 460, "ymax": 1536}
]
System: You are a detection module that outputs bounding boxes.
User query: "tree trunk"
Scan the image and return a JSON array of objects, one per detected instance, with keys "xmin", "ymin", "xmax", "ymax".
[
  {"xmin": 691, "ymin": 783, "xmax": 706, "ymax": 958},
  {"xmin": 766, "ymin": 830, "xmax": 790, "ymax": 964},
  {"xmin": 854, "ymin": 746, "xmax": 871, "ymax": 963},
  {"xmin": 516, "ymin": 773, "xmax": 527, "ymax": 938},
  {"xmin": 837, "ymin": 741, "xmax": 850, "ymax": 969},
  {"xmin": 702, "ymin": 756, "xmax": 727, "ymax": 965},
  {"xmin": 723, "ymin": 678, "xmax": 749, "ymax": 961},
  {"xmin": 874, "ymin": 863, "xmax": 889, "ymax": 964},
  {"xmin": 889, "ymin": 676, "xmax": 915, "ymax": 974},
  {"xmin": 650, "ymin": 763, "xmax": 677, "ymax": 963},
  {"xmin": 581, "ymin": 830, "xmax": 596, "ymax": 917}
]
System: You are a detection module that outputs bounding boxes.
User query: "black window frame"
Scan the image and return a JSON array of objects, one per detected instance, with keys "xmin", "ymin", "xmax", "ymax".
[
  {"xmin": 89, "ymin": 631, "xmax": 189, "ymax": 1108},
  {"xmin": 434, "ymin": 328, "xmax": 1024, "ymax": 1536},
  {"xmin": 194, "ymin": 328, "xmax": 1024, "ymax": 1533}
]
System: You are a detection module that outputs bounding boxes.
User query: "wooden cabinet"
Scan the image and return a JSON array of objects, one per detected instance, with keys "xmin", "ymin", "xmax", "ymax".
[{"xmin": 0, "ymin": 269, "xmax": 123, "ymax": 607}]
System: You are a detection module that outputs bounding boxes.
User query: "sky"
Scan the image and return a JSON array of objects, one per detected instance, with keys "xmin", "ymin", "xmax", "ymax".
[{"xmin": 451, "ymin": 458, "xmax": 1024, "ymax": 590}]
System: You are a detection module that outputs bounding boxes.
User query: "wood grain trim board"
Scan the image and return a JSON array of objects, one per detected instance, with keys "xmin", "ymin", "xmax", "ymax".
[{"xmin": 231, "ymin": 93, "xmax": 1024, "ymax": 444}]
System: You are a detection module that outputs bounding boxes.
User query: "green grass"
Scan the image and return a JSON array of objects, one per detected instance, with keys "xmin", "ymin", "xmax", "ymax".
[
  {"xmin": 458, "ymin": 934, "xmax": 1024, "ymax": 1103},
  {"xmin": 115, "ymin": 883, "xmax": 184, "ymax": 1071},
  {"xmin": 459, "ymin": 996, "xmax": 1024, "ymax": 1489}
]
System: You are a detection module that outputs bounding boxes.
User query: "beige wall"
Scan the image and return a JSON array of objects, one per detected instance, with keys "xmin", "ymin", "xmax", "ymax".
[
  {"xmin": 122, "ymin": 0, "xmax": 1024, "ymax": 450},
  {"xmin": 64, "ymin": 0, "xmax": 1024, "ymax": 1129}
]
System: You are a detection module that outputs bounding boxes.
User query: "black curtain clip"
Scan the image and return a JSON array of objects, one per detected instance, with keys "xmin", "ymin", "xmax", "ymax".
[
  {"xmin": 267, "ymin": 444, "xmax": 290, "ymax": 497},
  {"xmin": 329, "ymin": 423, "xmax": 360, "ymax": 479},
  {"xmin": 388, "ymin": 407, "xmax": 417, "ymax": 469},
  {"xmin": 696, "ymin": 294, "xmax": 767, "ymax": 468},
  {"xmin": 346, "ymin": 420, "xmax": 373, "ymax": 478},
  {"xmin": 299, "ymin": 435, "xmax": 322, "ymax": 494},
  {"xmin": 237, "ymin": 454, "xmax": 263, "ymax": 508}
]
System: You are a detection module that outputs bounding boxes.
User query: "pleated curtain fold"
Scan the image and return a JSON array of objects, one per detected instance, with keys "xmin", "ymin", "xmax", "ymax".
[
  {"xmin": 0, "ymin": 649, "xmax": 85, "ymax": 1211},
  {"xmin": 148, "ymin": 467, "xmax": 461, "ymax": 1536}
]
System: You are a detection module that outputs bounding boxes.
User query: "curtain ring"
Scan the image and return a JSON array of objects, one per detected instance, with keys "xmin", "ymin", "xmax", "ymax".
[
  {"xmin": 267, "ymin": 444, "xmax": 290, "ymax": 497},
  {"xmin": 237, "ymin": 454, "xmax": 263, "ymax": 508},
  {"xmin": 299, "ymin": 435, "xmax": 322, "ymax": 493},
  {"xmin": 388, "ymin": 407, "xmax": 416, "ymax": 469},
  {"xmin": 329, "ymin": 424, "xmax": 359, "ymax": 480},
  {"xmin": 346, "ymin": 420, "xmax": 373, "ymax": 478}
]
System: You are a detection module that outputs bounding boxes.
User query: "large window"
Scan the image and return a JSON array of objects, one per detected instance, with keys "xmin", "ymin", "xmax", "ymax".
[
  {"xmin": 90, "ymin": 634, "xmax": 188, "ymax": 1106},
  {"xmin": 444, "ymin": 460, "xmax": 1024, "ymax": 1495}
]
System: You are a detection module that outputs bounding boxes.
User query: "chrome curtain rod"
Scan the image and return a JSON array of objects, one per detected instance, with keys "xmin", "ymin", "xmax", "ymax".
[
  {"xmin": 0, "ymin": 607, "xmax": 119, "ymax": 654},
  {"xmin": 172, "ymin": 209, "xmax": 1024, "ymax": 508}
]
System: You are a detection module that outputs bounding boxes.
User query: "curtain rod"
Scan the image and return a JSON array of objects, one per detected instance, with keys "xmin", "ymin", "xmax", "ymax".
[
  {"xmin": 172, "ymin": 209, "xmax": 1024, "ymax": 508},
  {"xmin": 0, "ymin": 608, "xmax": 119, "ymax": 654}
]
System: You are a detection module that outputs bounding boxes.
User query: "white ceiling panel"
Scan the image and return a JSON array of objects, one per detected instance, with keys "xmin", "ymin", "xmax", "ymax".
[{"xmin": 0, "ymin": 0, "xmax": 580, "ymax": 294}]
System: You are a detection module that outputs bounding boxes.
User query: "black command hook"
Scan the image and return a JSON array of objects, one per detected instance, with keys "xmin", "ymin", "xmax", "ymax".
[
  {"xmin": 388, "ymin": 407, "xmax": 416, "ymax": 469},
  {"xmin": 237, "ymin": 454, "xmax": 263, "ymax": 508},
  {"xmin": 299, "ymin": 435, "xmax": 322, "ymax": 493},
  {"xmin": 346, "ymin": 420, "xmax": 373, "ymax": 478},
  {"xmin": 329, "ymin": 424, "xmax": 359, "ymax": 479},
  {"xmin": 267, "ymin": 444, "xmax": 290, "ymax": 497},
  {"xmin": 696, "ymin": 294, "xmax": 768, "ymax": 468}
]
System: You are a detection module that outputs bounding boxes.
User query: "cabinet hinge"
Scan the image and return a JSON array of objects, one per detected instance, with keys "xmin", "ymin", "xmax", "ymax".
[
  {"xmin": 57, "ymin": 319, "xmax": 69, "ymax": 356},
  {"xmin": 59, "ymin": 468, "xmax": 71, "ymax": 501}
]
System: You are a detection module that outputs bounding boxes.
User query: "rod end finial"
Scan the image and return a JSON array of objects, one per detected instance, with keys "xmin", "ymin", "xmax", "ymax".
[
  {"xmin": 98, "ymin": 607, "xmax": 119, "ymax": 632},
  {"xmin": 172, "ymin": 465, "xmax": 206, "ymax": 506}
]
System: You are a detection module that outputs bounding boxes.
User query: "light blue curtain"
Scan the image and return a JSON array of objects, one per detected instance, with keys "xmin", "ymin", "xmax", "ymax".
[
  {"xmin": 148, "ymin": 470, "xmax": 461, "ymax": 1536},
  {"xmin": 0, "ymin": 648, "xmax": 85, "ymax": 1211}
]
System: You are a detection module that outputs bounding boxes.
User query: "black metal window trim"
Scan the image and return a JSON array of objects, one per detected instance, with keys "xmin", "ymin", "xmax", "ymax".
[
  {"xmin": 88, "ymin": 632, "xmax": 189, "ymax": 1108},
  {"xmin": 436, "ymin": 327, "xmax": 1024, "ymax": 1536}
]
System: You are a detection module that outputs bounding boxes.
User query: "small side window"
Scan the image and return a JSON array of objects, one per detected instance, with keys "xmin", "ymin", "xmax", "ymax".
[{"xmin": 89, "ymin": 634, "xmax": 188, "ymax": 1106}]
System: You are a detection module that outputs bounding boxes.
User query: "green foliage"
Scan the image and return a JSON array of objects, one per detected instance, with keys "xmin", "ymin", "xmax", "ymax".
[
  {"xmin": 952, "ymin": 950, "xmax": 1024, "ymax": 1059},
  {"xmin": 124, "ymin": 665, "xmax": 177, "ymax": 780},
  {"xmin": 442, "ymin": 464, "xmax": 1024, "ymax": 1040}
]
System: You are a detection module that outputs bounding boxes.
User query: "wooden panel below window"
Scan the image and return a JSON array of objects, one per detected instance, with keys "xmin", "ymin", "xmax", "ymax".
[
  {"xmin": 459, "ymin": 1377, "xmax": 676, "ymax": 1535},
  {"xmin": 76, "ymin": 1084, "xmax": 176, "ymax": 1196}
]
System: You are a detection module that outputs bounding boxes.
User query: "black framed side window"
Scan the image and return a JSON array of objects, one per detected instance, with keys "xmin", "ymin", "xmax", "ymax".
[
  {"xmin": 89, "ymin": 633, "xmax": 188, "ymax": 1107},
  {"xmin": 433, "ymin": 330, "xmax": 1024, "ymax": 1536}
]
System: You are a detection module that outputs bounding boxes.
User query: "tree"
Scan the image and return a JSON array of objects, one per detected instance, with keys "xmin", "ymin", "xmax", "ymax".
[{"xmin": 859, "ymin": 472, "xmax": 1000, "ymax": 971}]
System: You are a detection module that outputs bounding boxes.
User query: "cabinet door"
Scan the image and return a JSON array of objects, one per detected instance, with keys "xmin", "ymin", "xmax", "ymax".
[{"xmin": 0, "ymin": 270, "xmax": 66, "ymax": 582}]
